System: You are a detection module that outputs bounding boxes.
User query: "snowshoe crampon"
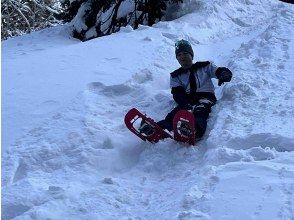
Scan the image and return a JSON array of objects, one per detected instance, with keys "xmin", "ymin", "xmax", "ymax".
[{"xmin": 124, "ymin": 108, "xmax": 172, "ymax": 143}]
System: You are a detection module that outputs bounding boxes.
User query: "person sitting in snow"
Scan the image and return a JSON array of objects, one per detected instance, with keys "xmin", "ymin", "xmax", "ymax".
[{"xmin": 140, "ymin": 39, "xmax": 232, "ymax": 140}]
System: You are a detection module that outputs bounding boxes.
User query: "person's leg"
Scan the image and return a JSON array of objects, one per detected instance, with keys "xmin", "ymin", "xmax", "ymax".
[
  {"xmin": 139, "ymin": 106, "xmax": 181, "ymax": 135},
  {"xmin": 157, "ymin": 106, "xmax": 182, "ymax": 131},
  {"xmin": 193, "ymin": 99, "xmax": 215, "ymax": 138}
]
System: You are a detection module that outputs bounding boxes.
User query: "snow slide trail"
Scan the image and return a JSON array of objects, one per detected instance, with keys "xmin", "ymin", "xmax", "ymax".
[{"xmin": 2, "ymin": 0, "xmax": 294, "ymax": 219}]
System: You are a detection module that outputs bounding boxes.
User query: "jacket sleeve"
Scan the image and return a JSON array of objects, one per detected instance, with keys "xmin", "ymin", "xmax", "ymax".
[
  {"xmin": 203, "ymin": 62, "xmax": 233, "ymax": 81},
  {"xmin": 204, "ymin": 62, "xmax": 219, "ymax": 79},
  {"xmin": 171, "ymin": 86, "xmax": 190, "ymax": 108},
  {"xmin": 170, "ymin": 72, "xmax": 190, "ymax": 108}
]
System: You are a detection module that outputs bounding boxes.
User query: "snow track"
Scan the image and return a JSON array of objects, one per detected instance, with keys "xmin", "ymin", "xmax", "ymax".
[{"xmin": 2, "ymin": 0, "xmax": 294, "ymax": 219}]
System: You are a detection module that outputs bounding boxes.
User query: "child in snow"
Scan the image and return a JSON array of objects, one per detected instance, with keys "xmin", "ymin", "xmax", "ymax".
[{"xmin": 140, "ymin": 39, "xmax": 232, "ymax": 140}]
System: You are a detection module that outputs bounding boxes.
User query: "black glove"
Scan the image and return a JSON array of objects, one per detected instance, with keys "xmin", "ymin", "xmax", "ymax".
[
  {"xmin": 216, "ymin": 67, "xmax": 232, "ymax": 86},
  {"xmin": 183, "ymin": 104, "xmax": 193, "ymax": 111},
  {"xmin": 172, "ymin": 86, "xmax": 190, "ymax": 108}
]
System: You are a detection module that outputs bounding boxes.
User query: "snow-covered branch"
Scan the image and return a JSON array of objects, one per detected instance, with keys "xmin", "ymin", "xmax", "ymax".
[
  {"xmin": 69, "ymin": 0, "xmax": 184, "ymax": 41},
  {"xmin": 1, "ymin": 0, "xmax": 62, "ymax": 40}
]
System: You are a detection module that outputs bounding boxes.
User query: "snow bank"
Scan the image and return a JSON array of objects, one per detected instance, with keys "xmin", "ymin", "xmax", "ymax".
[{"xmin": 2, "ymin": 0, "xmax": 294, "ymax": 219}]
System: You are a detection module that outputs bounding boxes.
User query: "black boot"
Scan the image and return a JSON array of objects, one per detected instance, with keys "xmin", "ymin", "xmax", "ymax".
[{"xmin": 139, "ymin": 121, "xmax": 154, "ymax": 136}]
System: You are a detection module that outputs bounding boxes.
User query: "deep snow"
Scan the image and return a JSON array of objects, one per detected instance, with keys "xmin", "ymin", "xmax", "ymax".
[{"xmin": 2, "ymin": 0, "xmax": 294, "ymax": 219}]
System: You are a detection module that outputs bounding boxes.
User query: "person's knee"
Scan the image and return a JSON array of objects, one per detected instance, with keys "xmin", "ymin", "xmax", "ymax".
[
  {"xmin": 194, "ymin": 105, "xmax": 211, "ymax": 137},
  {"xmin": 195, "ymin": 117, "xmax": 207, "ymax": 136}
]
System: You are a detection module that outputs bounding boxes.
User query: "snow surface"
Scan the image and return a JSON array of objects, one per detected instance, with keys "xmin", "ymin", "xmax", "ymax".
[{"xmin": 2, "ymin": 0, "xmax": 294, "ymax": 219}]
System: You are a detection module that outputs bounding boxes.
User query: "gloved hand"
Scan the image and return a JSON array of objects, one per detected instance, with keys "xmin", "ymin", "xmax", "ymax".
[
  {"xmin": 217, "ymin": 68, "xmax": 232, "ymax": 86},
  {"xmin": 182, "ymin": 104, "xmax": 194, "ymax": 112}
]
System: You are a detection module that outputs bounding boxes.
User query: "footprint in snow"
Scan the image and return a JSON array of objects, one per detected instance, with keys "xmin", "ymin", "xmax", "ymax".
[
  {"xmin": 162, "ymin": 32, "xmax": 178, "ymax": 41},
  {"xmin": 87, "ymin": 82, "xmax": 105, "ymax": 93},
  {"xmin": 142, "ymin": 36, "xmax": 153, "ymax": 42},
  {"xmin": 12, "ymin": 159, "xmax": 28, "ymax": 183},
  {"xmin": 87, "ymin": 69, "xmax": 154, "ymax": 97},
  {"xmin": 103, "ymin": 57, "xmax": 121, "ymax": 63},
  {"xmin": 102, "ymin": 84, "xmax": 133, "ymax": 97},
  {"xmin": 87, "ymin": 81, "xmax": 133, "ymax": 97},
  {"xmin": 131, "ymin": 69, "xmax": 153, "ymax": 84},
  {"xmin": 177, "ymin": 210, "xmax": 210, "ymax": 220},
  {"xmin": 184, "ymin": 35, "xmax": 200, "ymax": 45},
  {"xmin": 227, "ymin": 133, "xmax": 294, "ymax": 152},
  {"xmin": 32, "ymin": 100, "xmax": 60, "ymax": 115}
]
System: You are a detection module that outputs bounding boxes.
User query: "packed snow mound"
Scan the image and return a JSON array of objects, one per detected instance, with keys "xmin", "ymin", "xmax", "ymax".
[{"xmin": 2, "ymin": 0, "xmax": 294, "ymax": 219}]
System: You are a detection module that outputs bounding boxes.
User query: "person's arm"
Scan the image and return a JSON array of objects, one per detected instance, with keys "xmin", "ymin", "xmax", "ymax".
[
  {"xmin": 170, "ymin": 76, "xmax": 190, "ymax": 109},
  {"xmin": 206, "ymin": 62, "xmax": 233, "ymax": 86},
  {"xmin": 171, "ymin": 86, "xmax": 190, "ymax": 108}
]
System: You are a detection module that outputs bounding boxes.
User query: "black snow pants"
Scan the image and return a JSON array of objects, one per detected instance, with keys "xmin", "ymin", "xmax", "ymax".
[{"xmin": 157, "ymin": 98, "xmax": 216, "ymax": 138}]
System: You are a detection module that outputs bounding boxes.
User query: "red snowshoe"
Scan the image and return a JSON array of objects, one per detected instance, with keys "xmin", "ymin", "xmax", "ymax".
[
  {"xmin": 124, "ymin": 108, "xmax": 173, "ymax": 143},
  {"xmin": 173, "ymin": 110, "xmax": 196, "ymax": 145}
]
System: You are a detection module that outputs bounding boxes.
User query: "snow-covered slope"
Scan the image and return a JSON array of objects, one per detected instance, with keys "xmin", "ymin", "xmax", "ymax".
[{"xmin": 2, "ymin": 0, "xmax": 294, "ymax": 219}]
